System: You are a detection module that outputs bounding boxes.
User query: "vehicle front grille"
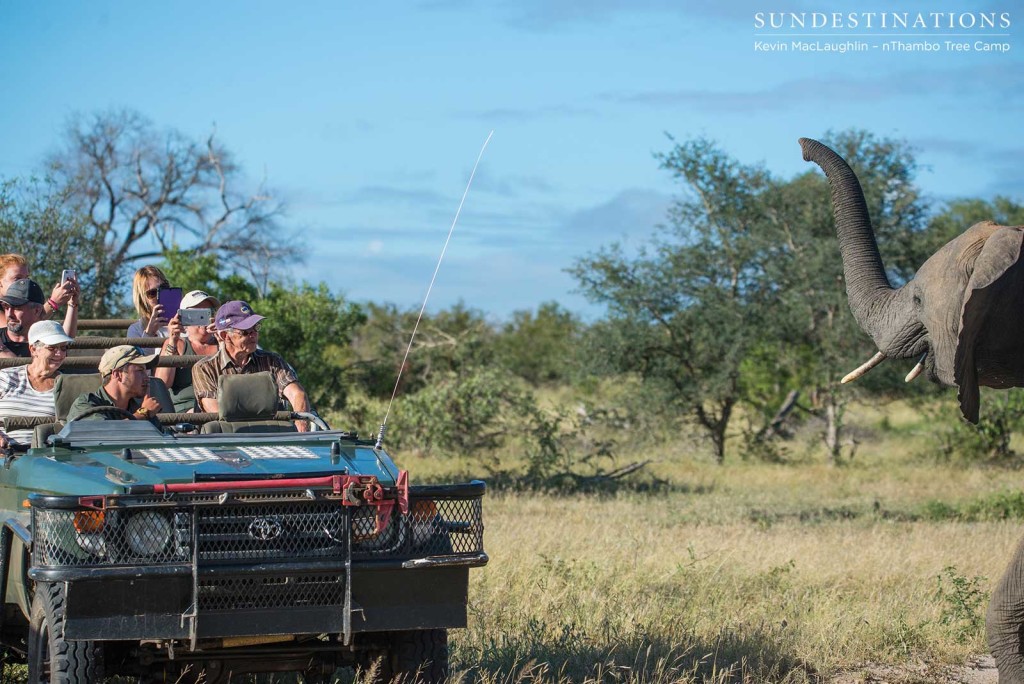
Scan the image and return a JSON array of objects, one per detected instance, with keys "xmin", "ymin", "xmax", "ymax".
[
  {"xmin": 31, "ymin": 487, "xmax": 485, "ymax": 571},
  {"xmin": 195, "ymin": 502, "xmax": 347, "ymax": 562},
  {"xmin": 198, "ymin": 573, "xmax": 345, "ymax": 610}
]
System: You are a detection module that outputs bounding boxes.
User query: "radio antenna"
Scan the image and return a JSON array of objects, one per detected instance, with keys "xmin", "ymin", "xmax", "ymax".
[{"xmin": 375, "ymin": 130, "xmax": 494, "ymax": 449}]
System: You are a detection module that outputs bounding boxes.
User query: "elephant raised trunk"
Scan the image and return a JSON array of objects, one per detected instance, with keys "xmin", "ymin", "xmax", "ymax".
[{"xmin": 799, "ymin": 138, "xmax": 913, "ymax": 356}]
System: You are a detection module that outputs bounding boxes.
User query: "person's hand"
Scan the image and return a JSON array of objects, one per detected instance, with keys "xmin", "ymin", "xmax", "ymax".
[
  {"xmin": 69, "ymin": 279, "xmax": 80, "ymax": 309},
  {"xmin": 166, "ymin": 314, "xmax": 184, "ymax": 342},
  {"xmin": 295, "ymin": 419, "xmax": 310, "ymax": 433},
  {"xmin": 140, "ymin": 394, "xmax": 162, "ymax": 414},
  {"xmin": 50, "ymin": 280, "xmax": 75, "ymax": 307},
  {"xmin": 145, "ymin": 304, "xmax": 167, "ymax": 335}
]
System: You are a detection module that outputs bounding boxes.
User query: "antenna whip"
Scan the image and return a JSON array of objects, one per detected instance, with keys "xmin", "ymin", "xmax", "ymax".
[{"xmin": 376, "ymin": 130, "xmax": 494, "ymax": 449}]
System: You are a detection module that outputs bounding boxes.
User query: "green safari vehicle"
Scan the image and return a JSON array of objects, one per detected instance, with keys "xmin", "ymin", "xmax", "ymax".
[{"xmin": 0, "ymin": 359, "xmax": 487, "ymax": 683}]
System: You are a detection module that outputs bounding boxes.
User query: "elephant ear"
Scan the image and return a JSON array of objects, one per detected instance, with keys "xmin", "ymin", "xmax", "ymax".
[{"xmin": 955, "ymin": 226, "xmax": 1024, "ymax": 424}]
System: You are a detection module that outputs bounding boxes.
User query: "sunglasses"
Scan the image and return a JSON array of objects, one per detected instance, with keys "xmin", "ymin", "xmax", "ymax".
[{"xmin": 145, "ymin": 284, "xmax": 169, "ymax": 299}]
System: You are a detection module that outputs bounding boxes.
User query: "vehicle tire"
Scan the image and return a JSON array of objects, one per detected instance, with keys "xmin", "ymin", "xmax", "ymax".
[
  {"xmin": 27, "ymin": 582, "xmax": 104, "ymax": 683},
  {"xmin": 380, "ymin": 629, "xmax": 448, "ymax": 684}
]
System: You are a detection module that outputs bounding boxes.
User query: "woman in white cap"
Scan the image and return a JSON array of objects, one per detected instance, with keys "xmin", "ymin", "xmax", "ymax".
[
  {"xmin": 154, "ymin": 290, "xmax": 221, "ymax": 412},
  {"xmin": 0, "ymin": 320, "xmax": 74, "ymax": 448}
]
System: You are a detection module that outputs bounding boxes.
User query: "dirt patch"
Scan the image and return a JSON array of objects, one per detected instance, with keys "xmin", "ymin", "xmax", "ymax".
[{"xmin": 830, "ymin": 655, "xmax": 997, "ymax": 684}]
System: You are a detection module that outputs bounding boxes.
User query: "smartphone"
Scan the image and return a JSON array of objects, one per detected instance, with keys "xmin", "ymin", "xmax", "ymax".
[
  {"xmin": 179, "ymin": 307, "xmax": 212, "ymax": 327},
  {"xmin": 157, "ymin": 287, "xmax": 183, "ymax": 319},
  {"xmin": 61, "ymin": 269, "xmax": 76, "ymax": 284}
]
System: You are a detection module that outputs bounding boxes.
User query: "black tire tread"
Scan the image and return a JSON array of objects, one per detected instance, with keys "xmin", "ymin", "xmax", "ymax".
[
  {"xmin": 389, "ymin": 629, "xmax": 448, "ymax": 683},
  {"xmin": 29, "ymin": 582, "xmax": 103, "ymax": 683}
]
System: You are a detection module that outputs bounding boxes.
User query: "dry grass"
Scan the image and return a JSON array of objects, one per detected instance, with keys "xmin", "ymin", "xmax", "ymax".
[{"xmin": 6, "ymin": 399, "xmax": 1024, "ymax": 682}]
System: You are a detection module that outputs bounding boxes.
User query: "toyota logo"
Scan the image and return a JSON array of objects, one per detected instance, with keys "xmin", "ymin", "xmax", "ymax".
[{"xmin": 248, "ymin": 516, "xmax": 283, "ymax": 541}]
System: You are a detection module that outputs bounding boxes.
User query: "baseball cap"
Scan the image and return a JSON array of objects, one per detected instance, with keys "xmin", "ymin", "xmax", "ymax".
[
  {"xmin": 214, "ymin": 300, "xmax": 265, "ymax": 331},
  {"xmin": 0, "ymin": 279, "xmax": 45, "ymax": 307},
  {"xmin": 99, "ymin": 345, "xmax": 160, "ymax": 377},
  {"xmin": 180, "ymin": 289, "xmax": 221, "ymax": 310},
  {"xmin": 28, "ymin": 320, "xmax": 74, "ymax": 347}
]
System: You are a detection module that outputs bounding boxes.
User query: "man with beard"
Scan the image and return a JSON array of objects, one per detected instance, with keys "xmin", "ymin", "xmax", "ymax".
[
  {"xmin": 0, "ymin": 254, "xmax": 78, "ymax": 328},
  {"xmin": 0, "ymin": 279, "xmax": 78, "ymax": 358},
  {"xmin": 192, "ymin": 300, "xmax": 311, "ymax": 431},
  {"xmin": 66, "ymin": 345, "xmax": 163, "ymax": 423}
]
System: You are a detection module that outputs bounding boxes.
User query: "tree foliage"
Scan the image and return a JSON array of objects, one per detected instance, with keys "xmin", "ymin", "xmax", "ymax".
[
  {"xmin": 569, "ymin": 137, "xmax": 781, "ymax": 463},
  {"xmin": 0, "ymin": 176, "xmax": 101, "ymax": 303},
  {"xmin": 570, "ymin": 131, "xmax": 934, "ymax": 463},
  {"xmin": 159, "ymin": 249, "xmax": 365, "ymax": 412},
  {"xmin": 494, "ymin": 301, "xmax": 580, "ymax": 386}
]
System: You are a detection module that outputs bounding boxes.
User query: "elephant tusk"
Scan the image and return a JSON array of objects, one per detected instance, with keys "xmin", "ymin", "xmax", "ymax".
[
  {"xmin": 905, "ymin": 353, "xmax": 927, "ymax": 383},
  {"xmin": 841, "ymin": 351, "xmax": 886, "ymax": 384}
]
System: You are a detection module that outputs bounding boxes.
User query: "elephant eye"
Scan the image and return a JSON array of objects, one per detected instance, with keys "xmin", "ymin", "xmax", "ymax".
[{"xmin": 913, "ymin": 295, "xmax": 922, "ymax": 306}]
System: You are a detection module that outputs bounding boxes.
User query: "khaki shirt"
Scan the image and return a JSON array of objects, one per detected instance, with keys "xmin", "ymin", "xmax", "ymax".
[{"xmin": 192, "ymin": 347, "xmax": 299, "ymax": 402}]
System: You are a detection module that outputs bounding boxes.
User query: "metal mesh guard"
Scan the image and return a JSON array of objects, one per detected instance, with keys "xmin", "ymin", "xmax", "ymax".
[
  {"xmin": 32, "ymin": 494, "xmax": 484, "ymax": 569},
  {"xmin": 199, "ymin": 574, "xmax": 345, "ymax": 611}
]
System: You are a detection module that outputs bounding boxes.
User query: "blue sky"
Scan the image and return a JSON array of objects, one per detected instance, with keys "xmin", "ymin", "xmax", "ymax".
[{"xmin": 1, "ymin": 1, "xmax": 1021, "ymax": 319}]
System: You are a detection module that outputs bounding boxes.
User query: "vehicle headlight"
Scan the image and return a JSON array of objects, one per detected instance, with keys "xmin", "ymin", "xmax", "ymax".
[
  {"xmin": 73, "ymin": 511, "xmax": 106, "ymax": 557},
  {"xmin": 125, "ymin": 511, "xmax": 172, "ymax": 556}
]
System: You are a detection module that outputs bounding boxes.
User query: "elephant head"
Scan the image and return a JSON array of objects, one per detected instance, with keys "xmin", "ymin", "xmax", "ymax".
[{"xmin": 800, "ymin": 137, "xmax": 1024, "ymax": 423}]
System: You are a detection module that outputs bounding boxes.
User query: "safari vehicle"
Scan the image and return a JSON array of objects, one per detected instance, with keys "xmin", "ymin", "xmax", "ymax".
[{"xmin": 0, "ymin": 324, "xmax": 487, "ymax": 683}]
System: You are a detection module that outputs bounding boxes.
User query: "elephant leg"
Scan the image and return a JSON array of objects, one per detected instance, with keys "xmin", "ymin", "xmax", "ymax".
[{"xmin": 988, "ymin": 533, "xmax": 1024, "ymax": 683}]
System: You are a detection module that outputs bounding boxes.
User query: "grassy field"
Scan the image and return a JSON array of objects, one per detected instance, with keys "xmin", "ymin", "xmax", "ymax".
[
  {"xmin": 7, "ymin": 399, "xmax": 1024, "ymax": 682},
  {"xmin": 422, "ymin": 398, "xmax": 1024, "ymax": 682}
]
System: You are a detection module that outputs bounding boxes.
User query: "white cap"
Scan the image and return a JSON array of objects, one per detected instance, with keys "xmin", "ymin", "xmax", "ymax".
[
  {"xmin": 28, "ymin": 320, "xmax": 74, "ymax": 347},
  {"xmin": 180, "ymin": 289, "xmax": 220, "ymax": 310}
]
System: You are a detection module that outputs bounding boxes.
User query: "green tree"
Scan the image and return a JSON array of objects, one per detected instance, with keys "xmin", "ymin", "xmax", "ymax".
[
  {"xmin": 349, "ymin": 302, "xmax": 496, "ymax": 400},
  {"xmin": 570, "ymin": 137, "xmax": 780, "ymax": 463},
  {"xmin": 570, "ymin": 131, "xmax": 934, "ymax": 464},
  {"xmin": 0, "ymin": 176, "xmax": 105, "ymax": 312},
  {"xmin": 494, "ymin": 301, "xmax": 580, "ymax": 385}
]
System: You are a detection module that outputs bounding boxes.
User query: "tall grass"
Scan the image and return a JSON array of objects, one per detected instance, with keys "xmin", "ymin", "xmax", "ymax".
[{"xmin": 7, "ymin": 399, "xmax": 1024, "ymax": 682}]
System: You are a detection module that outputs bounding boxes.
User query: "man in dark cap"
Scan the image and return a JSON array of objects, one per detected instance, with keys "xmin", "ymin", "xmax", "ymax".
[
  {"xmin": 0, "ymin": 279, "xmax": 78, "ymax": 358},
  {"xmin": 66, "ymin": 345, "xmax": 163, "ymax": 422},
  {"xmin": 192, "ymin": 300, "xmax": 311, "ymax": 430}
]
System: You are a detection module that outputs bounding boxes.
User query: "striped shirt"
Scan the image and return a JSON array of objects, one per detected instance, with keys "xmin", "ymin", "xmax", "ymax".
[{"xmin": 0, "ymin": 366, "xmax": 56, "ymax": 445}]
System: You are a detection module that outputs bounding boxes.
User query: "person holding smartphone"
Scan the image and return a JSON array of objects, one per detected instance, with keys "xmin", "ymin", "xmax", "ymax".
[
  {"xmin": 126, "ymin": 265, "xmax": 173, "ymax": 351},
  {"xmin": 0, "ymin": 254, "xmax": 79, "ymax": 329},
  {"xmin": 154, "ymin": 290, "xmax": 221, "ymax": 412}
]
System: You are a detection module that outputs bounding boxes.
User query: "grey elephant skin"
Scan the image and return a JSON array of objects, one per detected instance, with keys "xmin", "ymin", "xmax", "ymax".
[
  {"xmin": 801, "ymin": 137, "xmax": 1024, "ymax": 682},
  {"xmin": 800, "ymin": 137, "xmax": 1024, "ymax": 424}
]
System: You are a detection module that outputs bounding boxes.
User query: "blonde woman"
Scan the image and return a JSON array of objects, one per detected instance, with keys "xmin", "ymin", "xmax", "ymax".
[{"xmin": 126, "ymin": 266, "xmax": 174, "ymax": 349}]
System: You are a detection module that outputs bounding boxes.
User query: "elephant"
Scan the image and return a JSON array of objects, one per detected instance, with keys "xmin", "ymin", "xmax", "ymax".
[
  {"xmin": 800, "ymin": 137, "xmax": 1024, "ymax": 682},
  {"xmin": 799, "ymin": 137, "xmax": 1024, "ymax": 424}
]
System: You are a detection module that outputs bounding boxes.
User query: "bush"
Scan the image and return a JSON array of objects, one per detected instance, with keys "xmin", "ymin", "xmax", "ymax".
[{"xmin": 923, "ymin": 389, "xmax": 1024, "ymax": 464}]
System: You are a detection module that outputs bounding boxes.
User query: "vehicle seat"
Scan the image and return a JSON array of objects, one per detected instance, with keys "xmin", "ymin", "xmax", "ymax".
[
  {"xmin": 200, "ymin": 373, "xmax": 296, "ymax": 434},
  {"xmin": 34, "ymin": 374, "xmax": 177, "ymax": 448}
]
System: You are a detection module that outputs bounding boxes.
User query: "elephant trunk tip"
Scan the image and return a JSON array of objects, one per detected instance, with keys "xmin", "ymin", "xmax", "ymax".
[{"xmin": 798, "ymin": 137, "xmax": 821, "ymax": 162}]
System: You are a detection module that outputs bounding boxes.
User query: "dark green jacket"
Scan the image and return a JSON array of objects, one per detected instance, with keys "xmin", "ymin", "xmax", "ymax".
[{"xmin": 66, "ymin": 384, "xmax": 155, "ymax": 425}]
